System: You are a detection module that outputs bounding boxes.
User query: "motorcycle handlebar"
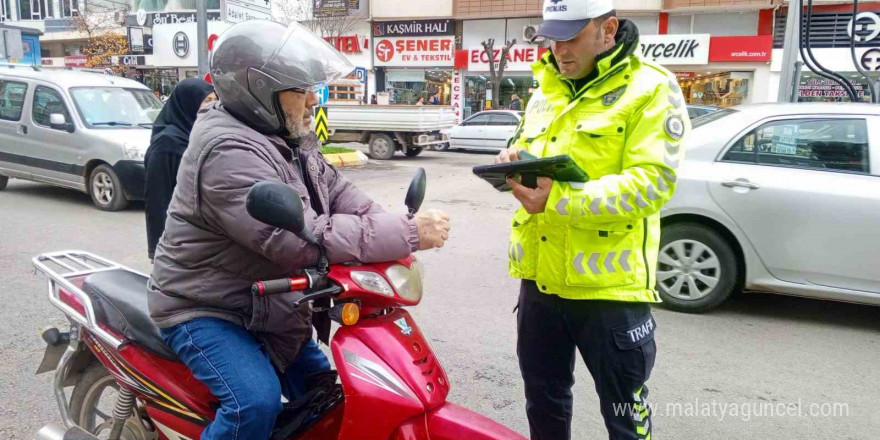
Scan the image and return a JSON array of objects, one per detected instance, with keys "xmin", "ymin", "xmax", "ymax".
[{"xmin": 252, "ymin": 276, "xmax": 310, "ymax": 296}]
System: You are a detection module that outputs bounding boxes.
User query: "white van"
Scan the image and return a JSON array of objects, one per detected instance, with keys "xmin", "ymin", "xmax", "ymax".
[{"xmin": 0, "ymin": 66, "xmax": 163, "ymax": 211}]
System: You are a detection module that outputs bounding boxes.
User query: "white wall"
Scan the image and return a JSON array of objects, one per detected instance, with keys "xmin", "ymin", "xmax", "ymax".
[
  {"xmin": 371, "ymin": 0, "xmax": 452, "ymax": 19},
  {"xmin": 153, "ymin": 21, "xmax": 232, "ymax": 67},
  {"xmin": 615, "ymin": 0, "xmax": 662, "ymax": 12}
]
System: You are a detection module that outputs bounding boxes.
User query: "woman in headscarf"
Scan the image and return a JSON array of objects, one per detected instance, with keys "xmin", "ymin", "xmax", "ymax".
[{"xmin": 144, "ymin": 78, "xmax": 216, "ymax": 260}]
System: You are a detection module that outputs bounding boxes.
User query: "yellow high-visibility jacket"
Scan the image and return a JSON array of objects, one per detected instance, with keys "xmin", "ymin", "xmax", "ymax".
[{"xmin": 509, "ymin": 21, "xmax": 690, "ymax": 303}]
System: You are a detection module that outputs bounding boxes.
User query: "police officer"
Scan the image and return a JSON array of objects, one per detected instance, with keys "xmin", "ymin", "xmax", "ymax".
[{"xmin": 494, "ymin": 0, "xmax": 689, "ymax": 439}]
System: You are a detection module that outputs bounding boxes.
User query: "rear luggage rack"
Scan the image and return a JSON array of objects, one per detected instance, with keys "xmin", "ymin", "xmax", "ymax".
[{"xmin": 33, "ymin": 250, "xmax": 147, "ymax": 348}]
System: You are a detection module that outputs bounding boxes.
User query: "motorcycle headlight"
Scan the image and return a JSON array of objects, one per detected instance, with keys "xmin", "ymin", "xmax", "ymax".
[
  {"xmin": 123, "ymin": 143, "xmax": 146, "ymax": 160},
  {"xmin": 386, "ymin": 261, "xmax": 424, "ymax": 302},
  {"xmin": 351, "ymin": 271, "xmax": 394, "ymax": 297}
]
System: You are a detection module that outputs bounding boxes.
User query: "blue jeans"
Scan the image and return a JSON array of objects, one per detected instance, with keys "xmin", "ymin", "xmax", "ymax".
[{"xmin": 160, "ymin": 317, "xmax": 331, "ymax": 440}]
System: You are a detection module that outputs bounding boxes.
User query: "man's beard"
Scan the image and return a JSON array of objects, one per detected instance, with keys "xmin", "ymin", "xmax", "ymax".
[{"xmin": 284, "ymin": 110, "xmax": 312, "ymax": 139}]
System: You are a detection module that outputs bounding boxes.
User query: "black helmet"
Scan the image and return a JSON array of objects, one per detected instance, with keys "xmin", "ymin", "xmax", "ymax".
[{"xmin": 210, "ymin": 20, "xmax": 353, "ymax": 134}]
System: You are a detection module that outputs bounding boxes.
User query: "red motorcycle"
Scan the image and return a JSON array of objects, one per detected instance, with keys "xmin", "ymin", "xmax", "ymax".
[{"xmin": 33, "ymin": 169, "xmax": 525, "ymax": 440}]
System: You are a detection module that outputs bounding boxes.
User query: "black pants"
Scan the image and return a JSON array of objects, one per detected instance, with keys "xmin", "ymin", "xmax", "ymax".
[{"xmin": 517, "ymin": 280, "xmax": 657, "ymax": 440}]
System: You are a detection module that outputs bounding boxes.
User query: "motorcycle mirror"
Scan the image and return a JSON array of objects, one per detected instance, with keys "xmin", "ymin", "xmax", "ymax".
[
  {"xmin": 246, "ymin": 181, "xmax": 318, "ymax": 245},
  {"xmin": 405, "ymin": 168, "xmax": 426, "ymax": 218}
]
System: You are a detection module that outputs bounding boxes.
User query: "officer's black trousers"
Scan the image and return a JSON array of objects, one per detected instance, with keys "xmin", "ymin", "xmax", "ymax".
[{"xmin": 517, "ymin": 280, "xmax": 657, "ymax": 440}]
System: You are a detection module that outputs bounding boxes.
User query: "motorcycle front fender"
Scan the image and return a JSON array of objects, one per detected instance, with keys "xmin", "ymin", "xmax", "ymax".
[{"xmin": 425, "ymin": 403, "xmax": 526, "ymax": 440}]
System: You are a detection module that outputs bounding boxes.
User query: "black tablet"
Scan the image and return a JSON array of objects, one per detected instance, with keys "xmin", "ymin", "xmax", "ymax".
[{"xmin": 473, "ymin": 154, "xmax": 589, "ymax": 191}]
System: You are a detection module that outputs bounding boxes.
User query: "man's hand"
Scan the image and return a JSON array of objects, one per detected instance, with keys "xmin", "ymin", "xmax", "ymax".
[
  {"xmin": 507, "ymin": 176, "xmax": 553, "ymax": 214},
  {"xmin": 414, "ymin": 209, "xmax": 451, "ymax": 250},
  {"xmin": 495, "ymin": 146, "xmax": 521, "ymax": 164}
]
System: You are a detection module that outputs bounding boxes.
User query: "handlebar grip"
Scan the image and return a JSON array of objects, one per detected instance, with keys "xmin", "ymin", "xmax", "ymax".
[{"xmin": 252, "ymin": 277, "xmax": 309, "ymax": 296}]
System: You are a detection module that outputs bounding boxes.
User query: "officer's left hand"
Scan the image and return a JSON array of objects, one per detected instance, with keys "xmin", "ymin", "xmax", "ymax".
[{"xmin": 507, "ymin": 177, "xmax": 553, "ymax": 214}]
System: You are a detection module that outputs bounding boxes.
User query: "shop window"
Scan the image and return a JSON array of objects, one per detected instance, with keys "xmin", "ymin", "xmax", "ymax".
[
  {"xmin": 678, "ymin": 72, "xmax": 752, "ymax": 108},
  {"xmin": 724, "ymin": 119, "xmax": 870, "ymax": 174}
]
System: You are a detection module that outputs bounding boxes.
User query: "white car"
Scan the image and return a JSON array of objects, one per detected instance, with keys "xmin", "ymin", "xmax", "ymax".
[
  {"xmin": 447, "ymin": 110, "xmax": 523, "ymax": 151},
  {"xmin": 659, "ymin": 103, "xmax": 880, "ymax": 312}
]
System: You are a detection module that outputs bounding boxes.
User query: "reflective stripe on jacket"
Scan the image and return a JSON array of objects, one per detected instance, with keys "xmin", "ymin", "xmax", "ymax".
[{"xmin": 508, "ymin": 20, "xmax": 690, "ymax": 303}]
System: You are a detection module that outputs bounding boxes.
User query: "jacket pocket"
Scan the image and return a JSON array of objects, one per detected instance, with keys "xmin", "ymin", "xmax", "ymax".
[
  {"xmin": 248, "ymin": 289, "xmax": 312, "ymax": 336},
  {"xmin": 509, "ymin": 209, "xmax": 538, "ymax": 279},
  {"xmin": 572, "ymin": 118, "xmax": 627, "ymax": 173},
  {"xmin": 565, "ymin": 221, "xmax": 639, "ymax": 288}
]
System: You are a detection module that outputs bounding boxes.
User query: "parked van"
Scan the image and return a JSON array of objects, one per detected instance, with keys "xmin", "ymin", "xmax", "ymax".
[{"xmin": 0, "ymin": 67, "xmax": 163, "ymax": 211}]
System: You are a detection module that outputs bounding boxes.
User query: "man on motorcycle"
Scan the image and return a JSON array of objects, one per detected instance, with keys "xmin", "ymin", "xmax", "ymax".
[{"xmin": 147, "ymin": 21, "xmax": 451, "ymax": 440}]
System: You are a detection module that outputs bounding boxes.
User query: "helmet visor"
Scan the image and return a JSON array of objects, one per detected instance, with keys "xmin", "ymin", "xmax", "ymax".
[{"xmin": 262, "ymin": 22, "xmax": 354, "ymax": 92}]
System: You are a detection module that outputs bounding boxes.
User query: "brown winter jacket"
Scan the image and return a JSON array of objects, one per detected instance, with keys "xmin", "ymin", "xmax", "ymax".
[{"xmin": 148, "ymin": 103, "xmax": 419, "ymax": 370}]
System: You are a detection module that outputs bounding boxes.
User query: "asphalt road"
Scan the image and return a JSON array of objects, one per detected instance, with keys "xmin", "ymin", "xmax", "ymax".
[{"xmin": 1, "ymin": 148, "xmax": 878, "ymax": 439}]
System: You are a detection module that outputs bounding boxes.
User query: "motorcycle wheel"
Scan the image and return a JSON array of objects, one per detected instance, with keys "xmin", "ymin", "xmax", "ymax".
[{"xmin": 69, "ymin": 365, "xmax": 156, "ymax": 440}]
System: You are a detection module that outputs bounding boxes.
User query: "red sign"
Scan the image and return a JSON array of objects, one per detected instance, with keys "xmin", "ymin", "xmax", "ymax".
[
  {"xmin": 373, "ymin": 37, "xmax": 455, "ymax": 67},
  {"xmin": 64, "ymin": 55, "xmax": 89, "ymax": 67},
  {"xmin": 325, "ymin": 35, "xmax": 364, "ymax": 54},
  {"xmin": 376, "ymin": 40, "xmax": 394, "ymax": 63},
  {"xmin": 708, "ymin": 35, "xmax": 773, "ymax": 62},
  {"xmin": 452, "ymin": 70, "xmax": 463, "ymax": 123},
  {"xmin": 461, "ymin": 45, "xmax": 548, "ymax": 72},
  {"xmin": 675, "ymin": 72, "xmax": 695, "ymax": 80}
]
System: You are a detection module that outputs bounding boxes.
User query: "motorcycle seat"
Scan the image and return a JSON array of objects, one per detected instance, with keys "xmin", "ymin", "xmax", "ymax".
[{"xmin": 82, "ymin": 269, "xmax": 178, "ymax": 361}]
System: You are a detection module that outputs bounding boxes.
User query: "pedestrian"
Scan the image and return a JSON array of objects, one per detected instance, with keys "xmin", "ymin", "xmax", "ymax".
[
  {"xmin": 370, "ymin": 94, "xmax": 378, "ymax": 105},
  {"xmin": 416, "ymin": 96, "xmax": 425, "ymax": 106},
  {"xmin": 144, "ymin": 78, "xmax": 216, "ymax": 262},
  {"xmin": 509, "ymin": 93, "xmax": 522, "ymax": 111},
  {"xmin": 494, "ymin": 0, "xmax": 689, "ymax": 439},
  {"xmin": 430, "ymin": 93, "xmax": 440, "ymax": 105}
]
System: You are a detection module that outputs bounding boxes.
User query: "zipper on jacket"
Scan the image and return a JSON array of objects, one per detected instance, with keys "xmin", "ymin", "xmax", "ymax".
[
  {"xmin": 291, "ymin": 146, "xmax": 324, "ymax": 215},
  {"xmin": 642, "ymin": 217, "xmax": 650, "ymax": 291}
]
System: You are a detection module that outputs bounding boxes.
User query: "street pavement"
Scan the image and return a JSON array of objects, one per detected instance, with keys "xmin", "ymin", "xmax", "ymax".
[{"xmin": 0, "ymin": 148, "xmax": 878, "ymax": 439}]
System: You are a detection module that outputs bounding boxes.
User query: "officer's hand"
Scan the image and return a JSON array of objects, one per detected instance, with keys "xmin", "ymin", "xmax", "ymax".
[
  {"xmin": 414, "ymin": 209, "xmax": 451, "ymax": 250},
  {"xmin": 494, "ymin": 146, "xmax": 521, "ymax": 164},
  {"xmin": 507, "ymin": 176, "xmax": 553, "ymax": 214}
]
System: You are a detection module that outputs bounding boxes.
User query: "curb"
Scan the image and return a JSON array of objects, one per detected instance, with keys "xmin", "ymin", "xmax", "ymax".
[{"xmin": 324, "ymin": 151, "xmax": 369, "ymax": 168}]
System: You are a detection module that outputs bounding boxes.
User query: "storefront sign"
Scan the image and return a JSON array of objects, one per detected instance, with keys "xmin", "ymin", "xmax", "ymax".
[
  {"xmin": 639, "ymin": 34, "xmax": 710, "ymax": 65},
  {"xmin": 114, "ymin": 55, "xmax": 147, "ymax": 66},
  {"xmin": 128, "ymin": 11, "xmax": 223, "ymax": 27},
  {"xmin": 129, "ymin": 27, "xmax": 145, "ymax": 53},
  {"xmin": 41, "ymin": 58, "xmax": 53, "ymax": 65},
  {"xmin": 373, "ymin": 36, "xmax": 454, "ymax": 67},
  {"xmin": 848, "ymin": 11, "xmax": 880, "ymax": 43},
  {"xmin": 708, "ymin": 35, "xmax": 772, "ymax": 62},
  {"xmin": 325, "ymin": 35, "xmax": 365, "ymax": 53},
  {"xmin": 459, "ymin": 45, "xmax": 549, "ymax": 72},
  {"xmin": 372, "ymin": 20, "xmax": 453, "ymax": 37},
  {"xmin": 451, "ymin": 70, "xmax": 463, "ymax": 123},
  {"xmin": 675, "ymin": 72, "xmax": 695, "ymax": 80},
  {"xmin": 798, "ymin": 78, "xmax": 871, "ymax": 99},
  {"xmin": 64, "ymin": 55, "xmax": 88, "ymax": 67},
  {"xmin": 862, "ymin": 48, "xmax": 880, "ymax": 71},
  {"xmin": 153, "ymin": 22, "xmax": 232, "ymax": 67},
  {"xmin": 314, "ymin": 0, "xmax": 358, "ymax": 17}
]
